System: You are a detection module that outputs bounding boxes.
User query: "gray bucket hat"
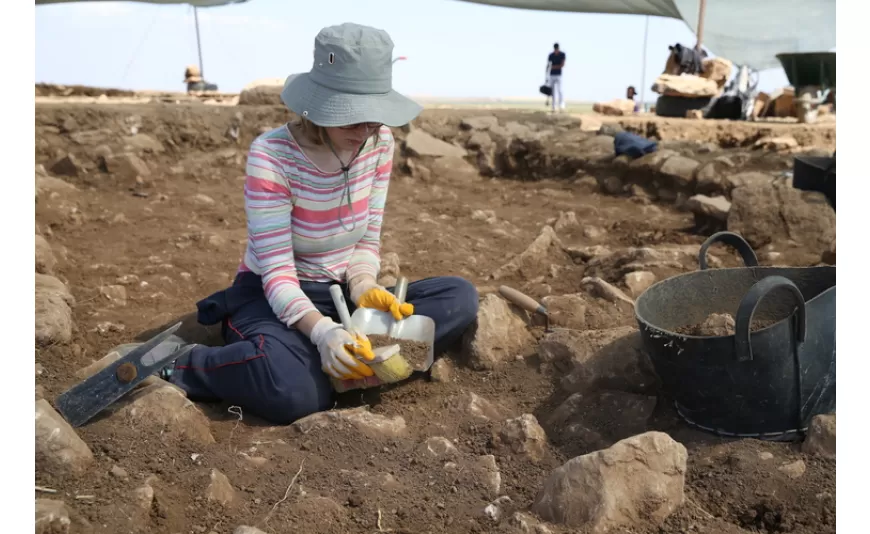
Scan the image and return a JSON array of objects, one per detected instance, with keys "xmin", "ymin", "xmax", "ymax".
[{"xmin": 281, "ymin": 23, "xmax": 423, "ymax": 128}]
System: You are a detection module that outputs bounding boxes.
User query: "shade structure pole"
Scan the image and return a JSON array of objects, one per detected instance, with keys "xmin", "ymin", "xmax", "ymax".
[
  {"xmin": 194, "ymin": 6, "xmax": 204, "ymax": 78},
  {"xmin": 640, "ymin": 15, "xmax": 649, "ymax": 112},
  {"xmin": 695, "ymin": 0, "xmax": 707, "ymax": 50}
]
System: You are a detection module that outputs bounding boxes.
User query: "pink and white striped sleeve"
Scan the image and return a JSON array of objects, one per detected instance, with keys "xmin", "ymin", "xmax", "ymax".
[
  {"xmin": 244, "ymin": 140, "xmax": 317, "ymax": 327},
  {"xmin": 345, "ymin": 130, "xmax": 394, "ymax": 282}
]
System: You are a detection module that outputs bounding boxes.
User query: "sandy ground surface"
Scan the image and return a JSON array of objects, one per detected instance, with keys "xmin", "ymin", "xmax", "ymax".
[{"xmin": 34, "ymin": 100, "xmax": 835, "ymax": 534}]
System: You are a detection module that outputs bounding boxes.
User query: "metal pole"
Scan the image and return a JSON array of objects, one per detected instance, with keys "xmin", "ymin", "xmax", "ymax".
[
  {"xmin": 695, "ymin": 0, "xmax": 707, "ymax": 50},
  {"xmin": 640, "ymin": 15, "xmax": 649, "ymax": 112},
  {"xmin": 194, "ymin": 6, "xmax": 204, "ymax": 78}
]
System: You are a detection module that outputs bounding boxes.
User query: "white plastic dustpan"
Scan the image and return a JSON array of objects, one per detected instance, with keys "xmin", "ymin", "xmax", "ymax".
[{"xmin": 350, "ymin": 277, "xmax": 436, "ymax": 371}]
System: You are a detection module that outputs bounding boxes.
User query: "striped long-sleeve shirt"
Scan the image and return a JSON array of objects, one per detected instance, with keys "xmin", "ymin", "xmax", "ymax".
[{"xmin": 239, "ymin": 124, "xmax": 394, "ymax": 327}]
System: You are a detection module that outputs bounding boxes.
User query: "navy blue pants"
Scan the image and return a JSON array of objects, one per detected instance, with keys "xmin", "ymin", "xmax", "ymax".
[{"xmin": 169, "ymin": 272, "xmax": 479, "ymax": 424}]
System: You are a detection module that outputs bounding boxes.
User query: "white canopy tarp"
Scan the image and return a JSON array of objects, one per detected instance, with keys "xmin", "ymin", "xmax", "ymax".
[
  {"xmin": 35, "ymin": 0, "xmax": 247, "ymax": 6},
  {"xmin": 456, "ymin": 0, "xmax": 836, "ymax": 70},
  {"xmin": 35, "ymin": 0, "xmax": 835, "ymax": 70}
]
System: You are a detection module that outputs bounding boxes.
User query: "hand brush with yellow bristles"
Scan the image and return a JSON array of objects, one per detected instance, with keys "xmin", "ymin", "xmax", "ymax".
[{"xmin": 367, "ymin": 277, "xmax": 415, "ymax": 381}]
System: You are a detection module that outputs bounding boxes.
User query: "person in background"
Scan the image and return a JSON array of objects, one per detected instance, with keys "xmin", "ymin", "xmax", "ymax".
[
  {"xmin": 627, "ymin": 85, "xmax": 640, "ymax": 112},
  {"xmin": 547, "ymin": 43, "xmax": 566, "ymax": 112},
  {"xmin": 184, "ymin": 65, "xmax": 218, "ymax": 93}
]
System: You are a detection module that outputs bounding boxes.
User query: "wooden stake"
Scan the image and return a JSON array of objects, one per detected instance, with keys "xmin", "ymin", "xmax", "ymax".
[
  {"xmin": 695, "ymin": 0, "xmax": 708, "ymax": 50},
  {"xmin": 640, "ymin": 15, "xmax": 650, "ymax": 111},
  {"xmin": 194, "ymin": 6, "xmax": 204, "ymax": 78}
]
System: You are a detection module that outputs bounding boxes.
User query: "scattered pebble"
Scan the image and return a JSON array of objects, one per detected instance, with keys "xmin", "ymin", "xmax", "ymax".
[
  {"xmin": 429, "ymin": 358, "xmax": 452, "ymax": 383},
  {"xmin": 116, "ymin": 274, "xmax": 140, "ymax": 285},
  {"xmin": 94, "ymin": 322, "xmax": 125, "ymax": 335},
  {"xmin": 110, "ymin": 465, "xmax": 129, "ymax": 479},
  {"xmin": 192, "ymin": 194, "xmax": 216, "ymax": 205},
  {"xmin": 100, "ymin": 284, "xmax": 128, "ymax": 306},
  {"xmin": 484, "ymin": 496, "xmax": 512, "ymax": 521},
  {"xmin": 778, "ymin": 459, "xmax": 807, "ymax": 479}
]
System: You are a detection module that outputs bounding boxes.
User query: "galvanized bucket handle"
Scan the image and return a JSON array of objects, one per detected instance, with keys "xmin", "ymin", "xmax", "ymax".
[
  {"xmin": 698, "ymin": 231, "xmax": 759, "ymax": 270},
  {"xmin": 734, "ymin": 275, "xmax": 807, "ymax": 363}
]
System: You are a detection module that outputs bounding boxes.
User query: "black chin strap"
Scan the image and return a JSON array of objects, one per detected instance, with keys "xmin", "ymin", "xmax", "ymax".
[{"xmin": 325, "ymin": 136, "xmax": 366, "ymax": 233}]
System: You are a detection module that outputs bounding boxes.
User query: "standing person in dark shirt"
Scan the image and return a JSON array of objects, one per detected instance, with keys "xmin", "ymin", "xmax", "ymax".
[
  {"xmin": 627, "ymin": 85, "xmax": 640, "ymax": 112},
  {"xmin": 547, "ymin": 43, "xmax": 566, "ymax": 112}
]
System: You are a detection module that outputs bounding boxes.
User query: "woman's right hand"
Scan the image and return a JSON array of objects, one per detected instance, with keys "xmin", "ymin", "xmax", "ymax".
[{"xmin": 309, "ymin": 318, "xmax": 375, "ymax": 380}]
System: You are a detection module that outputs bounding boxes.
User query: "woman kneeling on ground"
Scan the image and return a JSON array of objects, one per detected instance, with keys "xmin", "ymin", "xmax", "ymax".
[{"xmin": 161, "ymin": 23, "xmax": 479, "ymax": 424}]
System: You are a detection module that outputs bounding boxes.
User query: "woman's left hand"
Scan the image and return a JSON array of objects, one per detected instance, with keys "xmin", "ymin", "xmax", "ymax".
[{"xmin": 358, "ymin": 287, "xmax": 414, "ymax": 321}]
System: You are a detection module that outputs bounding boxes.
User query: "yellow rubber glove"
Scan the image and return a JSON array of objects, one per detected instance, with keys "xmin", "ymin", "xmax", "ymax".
[
  {"xmin": 345, "ymin": 332, "xmax": 376, "ymax": 362},
  {"xmin": 358, "ymin": 287, "xmax": 414, "ymax": 321},
  {"xmin": 311, "ymin": 318, "xmax": 376, "ymax": 380}
]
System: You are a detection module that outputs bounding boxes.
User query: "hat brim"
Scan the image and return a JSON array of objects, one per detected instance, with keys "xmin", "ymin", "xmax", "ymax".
[{"xmin": 280, "ymin": 73, "xmax": 423, "ymax": 128}]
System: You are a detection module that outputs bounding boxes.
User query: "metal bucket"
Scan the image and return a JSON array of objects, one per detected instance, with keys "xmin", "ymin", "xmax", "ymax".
[{"xmin": 634, "ymin": 232, "xmax": 836, "ymax": 439}]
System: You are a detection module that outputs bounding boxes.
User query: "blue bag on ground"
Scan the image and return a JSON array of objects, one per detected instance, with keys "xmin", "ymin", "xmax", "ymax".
[{"xmin": 613, "ymin": 132, "xmax": 658, "ymax": 159}]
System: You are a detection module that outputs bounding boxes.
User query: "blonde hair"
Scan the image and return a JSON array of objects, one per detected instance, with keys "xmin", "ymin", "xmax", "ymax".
[
  {"xmin": 292, "ymin": 116, "xmax": 383, "ymax": 148},
  {"xmin": 293, "ymin": 116, "xmax": 329, "ymax": 146}
]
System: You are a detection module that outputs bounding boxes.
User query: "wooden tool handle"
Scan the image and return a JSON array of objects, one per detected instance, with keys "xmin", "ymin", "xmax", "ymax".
[{"xmin": 498, "ymin": 285, "xmax": 548, "ymax": 316}]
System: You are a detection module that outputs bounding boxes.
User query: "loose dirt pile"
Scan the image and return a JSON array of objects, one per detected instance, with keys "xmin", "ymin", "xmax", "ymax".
[
  {"xmin": 35, "ymin": 101, "xmax": 835, "ymax": 534},
  {"xmin": 367, "ymin": 335, "xmax": 431, "ymax": 371},
  {"xmin": 674, "ymin": 312, "xmax": 785, "ymax": 336}
]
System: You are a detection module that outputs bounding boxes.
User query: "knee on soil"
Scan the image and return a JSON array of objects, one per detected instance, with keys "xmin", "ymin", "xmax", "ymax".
[{"xmin": 438, "ymin": 276, "xmax": 480, "ymax": 328}]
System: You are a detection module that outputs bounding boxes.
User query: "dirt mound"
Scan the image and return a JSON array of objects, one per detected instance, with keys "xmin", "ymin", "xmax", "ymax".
[
  {"xmin": 237, "ymin": 79, "xmax": 284, "ymax": 106},
  {"xmin": 727, "ymin": 180, "xmax": 836, "ymax": 260},
  {"xmin": 687, "ymin": 440, "xmax": 835, "ymax": 533},
  {"xmin": 36, "ymin": 83, "xmax": 138, "ymax": 98},
  {"xmin": 34, "ymin": 103, "xmax": 834, "ymax": 534}
]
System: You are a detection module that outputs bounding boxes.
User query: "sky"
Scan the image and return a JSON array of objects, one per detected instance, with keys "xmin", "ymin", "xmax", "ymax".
[{"xmin": 35, "ymin": 0, "xmax": 792, "ymax": 103}]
